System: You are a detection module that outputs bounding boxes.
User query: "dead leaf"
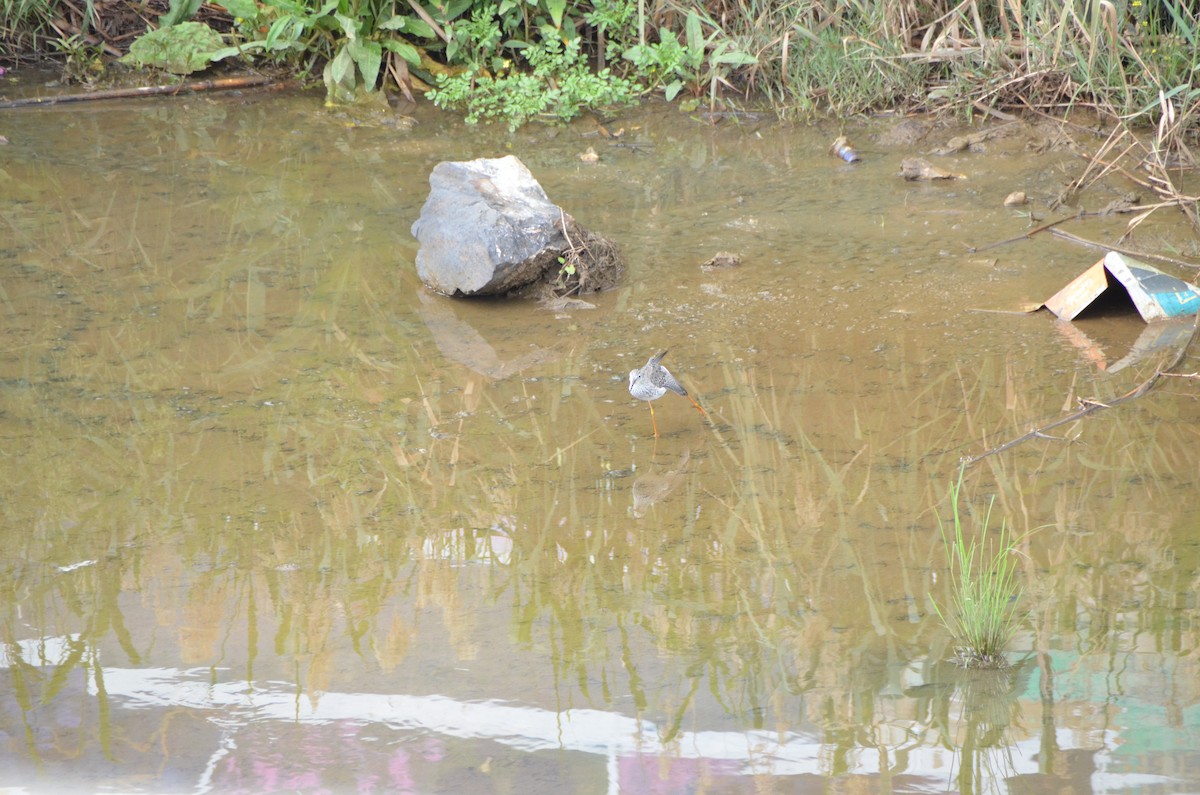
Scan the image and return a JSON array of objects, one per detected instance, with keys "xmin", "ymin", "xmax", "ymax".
[{"xmin": 596, "ymin": 123, "xmax": 624, "ymax": 139}]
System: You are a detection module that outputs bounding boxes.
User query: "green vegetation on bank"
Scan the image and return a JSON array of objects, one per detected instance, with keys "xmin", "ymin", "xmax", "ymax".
[{"xmin": 2, "ymin": 0, "xmax": 1197, "ymax": 131}]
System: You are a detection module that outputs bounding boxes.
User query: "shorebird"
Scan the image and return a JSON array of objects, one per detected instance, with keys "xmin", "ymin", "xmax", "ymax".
[{"xmin": 628, "ymin": 350, "xmax": 708, "ymax": 437}]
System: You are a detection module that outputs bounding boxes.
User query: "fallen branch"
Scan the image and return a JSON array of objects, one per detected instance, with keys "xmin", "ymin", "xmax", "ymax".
[
  {"xmin": 966, "ymin": 214, "xmax": 1075, "ymax": 253},
  {"xmin": 964, "ymin": 311, "xmax": 1200, "ymax": 466},
  {"xmin": 0, "ymin": 75, "xmax": 293, "ymax": 109}
]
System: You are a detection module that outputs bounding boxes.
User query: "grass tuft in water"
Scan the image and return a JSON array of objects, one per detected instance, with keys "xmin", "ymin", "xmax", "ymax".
[{"xmin": 933, "ymin": 468, "xmax": 1024, "ymax": 669}]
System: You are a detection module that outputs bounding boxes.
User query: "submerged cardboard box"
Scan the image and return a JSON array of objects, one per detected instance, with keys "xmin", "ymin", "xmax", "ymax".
[
  {"xmin": 1042, "ymin": 251, "xmax": 1200, "ymax": 321},
  {"xmin": 1036, "ymin": 252, "xmax": 1200, "ymax": 372}
]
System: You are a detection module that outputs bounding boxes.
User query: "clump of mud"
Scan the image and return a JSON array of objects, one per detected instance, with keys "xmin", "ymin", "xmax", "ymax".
[{"xmin": 519, "ymin": 215, "xmax": 624, "ymax": 305}]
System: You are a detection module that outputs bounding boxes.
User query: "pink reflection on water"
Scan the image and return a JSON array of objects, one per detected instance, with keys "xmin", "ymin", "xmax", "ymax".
[
  {"xmin": 214, "ymin": 720, "xmax": 440, "ymax": 794},
  {"xmin": 620, "ymin": 752, "xmax": 742, "ymax": 793}
]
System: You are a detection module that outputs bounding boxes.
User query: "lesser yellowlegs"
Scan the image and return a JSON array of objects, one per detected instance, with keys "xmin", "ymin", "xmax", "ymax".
[{"xmin": 628, "ymin": 350, "xmax": 708, "ymax": 437}]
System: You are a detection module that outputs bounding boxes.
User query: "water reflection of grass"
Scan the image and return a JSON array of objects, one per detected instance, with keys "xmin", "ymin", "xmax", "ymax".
[
  {"xmin": 4, "ymin": 160, "xmax": 1200, "ymax": 788},
  {"xmin": 3, "ymin": 362, "xmax": 1176, "ymax": 795},
  {"xmin": 915, "ymin": 658, "xmax": 1035, "ymax": 795}
]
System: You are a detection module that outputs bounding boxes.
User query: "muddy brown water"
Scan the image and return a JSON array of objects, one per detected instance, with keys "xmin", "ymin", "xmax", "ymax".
[{"xmin": 2, "ymin": 80, "xmax": 1200, "ymax": 794}]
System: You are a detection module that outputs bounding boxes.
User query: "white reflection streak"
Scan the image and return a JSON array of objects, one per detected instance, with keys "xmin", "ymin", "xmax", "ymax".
[
  {"xmin": 195, "ymin": 732, "xmax": 238, "ymax": 795},
  {"xmin": 0, "ymin": 637, "xmax": 1177, "ymax": 793}
]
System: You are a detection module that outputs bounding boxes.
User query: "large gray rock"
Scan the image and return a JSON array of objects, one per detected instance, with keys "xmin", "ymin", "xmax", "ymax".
[{"xmin": 411, "ymin": 156, "xmax": 569, "ymax": 297}]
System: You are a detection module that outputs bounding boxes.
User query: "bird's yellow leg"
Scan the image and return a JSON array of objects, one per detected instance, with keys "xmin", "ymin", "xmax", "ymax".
[
  {"xmin": 650, "ymin": 402, "xmax": 660, "ymax": 438},
  {"xmin": 686, "ymin": 394, "xmax": 708, "ymax": 417}
]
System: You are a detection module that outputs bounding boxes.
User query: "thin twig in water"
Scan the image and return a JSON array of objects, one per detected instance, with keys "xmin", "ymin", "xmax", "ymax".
[
  {"xmin": 1047, "ymin": 228, "xmax": 1200, "ymax": 270},
  {"xmin": 966, "ymin": 210, "xmax": 1200, "ymax": 265},
  {"xmin": 966, "ymin": 215, "xmax": 1076, "ymax": 253},
  {"xmin": 1076, "ymin": 146, "xmax": 1158, "ymax": 192},
  {"xmin": 559, "ymin": 208, "xmax": 575, "ymax": 250},
  {"xmin": 0, "ymin": 76, "xmax": 291, "ymax": 109}
]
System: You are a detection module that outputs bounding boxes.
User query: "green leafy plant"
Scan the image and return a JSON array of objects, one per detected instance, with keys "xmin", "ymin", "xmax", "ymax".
[
  {"xmin": 428, "ymin": 37, "xmax": 639, "ymax": 130},
  {"xmin": 114, "ymin": 0, "xmax": 435, "ymax": 102},
  {"xmin": 254, "ymin": 0, "xmax": 431, "ymax": 103},
  {"xmin": 322, "ymin": 10, "xmax": 384, "ymax": 102},
  {"xmin": 492, "ymin": 0, "xmax": 584, "ymax": 51},
  {"xmin": 437, "ymin": 0, "xmax": 595, "ymax": 74},
  {"xmin": 445, "ymin": 4, "xmax": 503, "ymax": 71},
  {"xmin": 118, "ymin": 21, "xmax": 226, "ymax": 74},
  {"xmin": 118, "ymin": 0, "xmax": 326, "ymax": 79},
  {"xmin": 52, "ymin": 33, "xmax": 105, "ymax": 83},
  {"xmin": 159, "ymin": 0, "xmax": 203, "ymax": 27},
  {"xmin": 622, "ymin": 24, "xmax": 688, "ymax": 99},
  {"xmin": 583, "ymin": 0, "xmax": 638, "ymax": 65},
  {"xmin": 553, "ymin": 254, "xmax": 577, "ymax": 292},
  {"xmin": 623, "ymin": 10, "xmax": 754, "ymax": 105},
  {"xmin": 933, "ymin": 469, "xmax": 1025, "ymax": 669}
]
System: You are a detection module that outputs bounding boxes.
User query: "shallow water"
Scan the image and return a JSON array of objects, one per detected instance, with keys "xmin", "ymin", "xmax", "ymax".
[{"xmin": 2, "ymin": 78, "xmax": 1200, "ymax": 794}]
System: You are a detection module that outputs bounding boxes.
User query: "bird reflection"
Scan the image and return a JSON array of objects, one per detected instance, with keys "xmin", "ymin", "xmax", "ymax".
[{"xmin": 630, "ymin": 449, "xmax": 691, "ymax": 518}]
